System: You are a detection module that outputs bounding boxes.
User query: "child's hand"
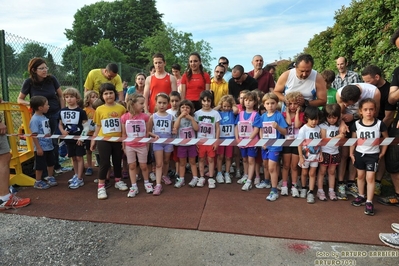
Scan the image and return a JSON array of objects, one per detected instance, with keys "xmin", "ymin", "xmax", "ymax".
[
  {"xmin": 299, "ymin": 158, "xmax": 305, "ymax": 167},
  {"xmin": 212, "ymin": 143, "xmax": 217, "ymax": 151},
  {"xmin": 318, "ymin": 153, "xmax": 323, "ymax": 162},
  {"xmin": 271, "ymin": 122, "xmax": 278, "ymax": 129},
  {"xmin": 349, "ymin": 154, "xmax": 355, "ymax": 164},
  {"xmin": 262, "ymin": 144, "xmax": 267, "ymax": 150},
  {"xmin": 76, "ymin": 140, "xmax": 83, "ymax": 146},
  {"xmin": 296, "ymin": 106, "xmax": 301, "ymax": 114},
  {"xmin": 61, "ymin": 129, "xmax": 69, "ymax": 136},
  {"xmin": 90, "ymin": 140, "xmax": 96, "ymax": 151},
  {"xmin": 172, "ymin": 128, "xmax": 177, "ymax": 135},
  {"xmin": 36, "ymin": 147, "xmax": 43, "ymax": 156}
]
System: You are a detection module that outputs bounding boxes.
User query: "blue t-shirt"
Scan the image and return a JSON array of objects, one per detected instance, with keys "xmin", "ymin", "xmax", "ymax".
[
  {"xmin": 260, "ymin": 111, "xmax": 288, "ymax": 151},
  {"xmin": 218, "ymin": 110, "xmax": 236, "ymax": 139},
  {"xmin": 29, "ymin": 114, "xmax": 54, "ymax": 151},
  {"xmin": 234, "ymin": 111, "xmax": 262, "ymax": 128}
]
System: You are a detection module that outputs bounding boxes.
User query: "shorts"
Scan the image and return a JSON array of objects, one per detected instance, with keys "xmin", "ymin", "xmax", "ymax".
[
  {"xmin": 177, "ymin": 145, "xmax": 197, "ymax": 158},
  {"xmin": 172, "ymin": 146, "xmax": 178, "ymax": 162},
  {"xmin": 261, "ymin": 149, "xmax": 280, "ymax": 162},
  {"xmin": 66, "ymin": 141, "xmax": 86, "ymax": 157},
  {"xmin": 354, "ymin": 151, "xmax": 379, "ymax": 172},
  {"xmin": 282, "ymin": 146, "xmax": 299, "ymax": 155},
  {"xmin": 34, "ymin": 150, "xmax": 55, "ymax": 171},
  {"xmin": 299, "ymin": 160, "xmax": 319, "ymax": 168},
  {"xmin": 240, "ymin": 147, "xmax": 258, "ymax": 158},
  {"xmin": 84, "ymin": 140, "xmax": 91, "ymax": 150},
  {"xmin": 321, "ymin": 152, "xmax": 341, "ymax": 166},
  {"xmin": 217, "ymin": 146, "xmax": 233, "ymax": 157},
  {"xmin": 198, "ymin": 145, "xmax": 215, "ymax": 158},
  {"xmin": 125, "ymin": 145, "xmax": 148, "ymax": 164},
  {"xmin": 0, "ymin": 135, "xmax": 10, "ymax": 155},
  {"xmin": 153, "ymin": 143, "xmax": 174, "ymax": 153}
]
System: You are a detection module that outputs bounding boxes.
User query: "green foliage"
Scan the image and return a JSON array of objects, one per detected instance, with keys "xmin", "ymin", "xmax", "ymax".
[{"xmin": 16, "ymin": 43, "xmax": 47, "ymax": 75}]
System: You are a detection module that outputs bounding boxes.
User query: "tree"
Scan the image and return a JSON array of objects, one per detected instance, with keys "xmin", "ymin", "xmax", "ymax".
[{"xmin": 16, "ymin": 43, "xmax": 47, "ymax": 76}]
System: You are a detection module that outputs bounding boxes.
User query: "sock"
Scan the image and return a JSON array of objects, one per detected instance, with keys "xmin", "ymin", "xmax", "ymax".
[
  {"xmin": 0, "ymin": 193, "xmax": 11, "ymax": 201},
  {"xmin": 265, "ymin": 179, "xmax": 270, "ymax": 184},
  {"xmin": 366, "ymin": 200, "xmax": 372, "ymax": 203},
  {"xmin": 255, "ymin": 175, "xmax": 260, "ymax": 179},
  {"xmin": 329, "ymin": 188, "xmax": 334, "ymax": 192},
  {"xmin": 132, "ymin": 183, "xmax": 137, "ymax": 187},
  {"xmin": 318, "ymin": 189, "xmax": 324, "ymax": 193},
  {"xmin": 98, "ymin": 183, "xmax": 105, "ymax": 189},
  {"xmin": 246, "ymin": 179, "xmax": 252, "ymax": 183},
  {"xmin": 271, "ymin": 187, "xmax": 278, "ymax": 193},
  {"xmin": 217, "ymin": 171, "xmax": 222, "ymax": 175},
  {"xmin": 115, "ymin": 178, "xmax": 121, "ymax": 182},
  {"xmin": 144, "ymin": 180, "xmax": 149, "ymax": 184},
  {"xmin": 193, "ymin": 176, "xmax": 198, "ymax": 179},
  {"xmin": 282, "ymin": 181, "xmax": 288, "ymax": 187},
  {"xmin": 359, "ymin": 194, "xmax": 365, "ymax": 198}
]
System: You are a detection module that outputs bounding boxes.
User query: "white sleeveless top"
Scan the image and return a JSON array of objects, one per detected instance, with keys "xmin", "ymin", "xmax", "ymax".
[{"xmin": 285, "ymin": 68, "xmax": 317, "ymax": 101}]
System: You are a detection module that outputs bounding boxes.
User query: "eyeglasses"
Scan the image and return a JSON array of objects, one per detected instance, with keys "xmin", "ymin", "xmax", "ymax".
[
  {"xmin": 37, "ymin": 67, "xmax": 49, "ymax": 71},
  {"xmin": 219, "ymin": 62, "xmax": 228, "ymax": 65},
  {"xmin": 215, "ymin": 71, "xmax": 224, "ymax": 74},
  {"xmin": 233, "ymin": 73, "xmax": 242, "ymax": 81}
]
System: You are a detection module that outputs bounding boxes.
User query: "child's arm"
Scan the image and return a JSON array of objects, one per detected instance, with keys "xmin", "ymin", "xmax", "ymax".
[
  {"xmin": 285, "ymin": 111, "xmax": 291, "ymax": 125},
  {"xmin": 272, "ymin": 121, "xmax": 287, "ymax": 135},
  {"xmin": 349, "ymin": 131, "xmax": 357, "ymax": 164},
  {"xmin": 235, "ymin": 124, "xmax": 239, "ymax": 141},
  {"xmin": 173, "ymin": 115, "xmax": 181, "ymax": 134},
  {"xmin": 213, "ymin": 121, "xmax": 220, "ymax": 150},
  {"xmin": 147, "ymin": 116, "xmax": 158, "ymax": 138},
  {"xmin": 90, "ymin": 125, "xmax": 101, "ymax": 151},
  {"xmin": 249, "ymin": 127, "xmax": 259, "ymax": 139},
  {"xmin": 59, "ymin": 120, "xmax": 68, "ymax": 136},
  {"xmin": 187, "ymin": 114, "xmax": 199, "ymax": 131},
  {"xmin": 232, "ymin": 105, "xmax": 239, "ymax": 115},
  {"xmin": 32, "ymin": 135, "xmax": 43, "ymax": 156},
  {"xmin": 121, "ymin": 121, "xmax": 127, "ymax": 150},
  {"xmin": 213, "ymin": 105, "xmax": 221, "ymax": 111},
  {"xmin": 294, "ymin": 109, "xmax": 303, "ymax": 128}
]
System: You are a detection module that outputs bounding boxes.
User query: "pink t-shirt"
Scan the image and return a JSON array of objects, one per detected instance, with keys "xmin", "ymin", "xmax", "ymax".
[{"xmin": 121, "ymin": 112, "xmax": 149, "ymax": 147}]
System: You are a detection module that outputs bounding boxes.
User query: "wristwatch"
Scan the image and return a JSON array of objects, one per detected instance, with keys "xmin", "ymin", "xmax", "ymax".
[{"xmin": 304, "ymin": 99, "xmax": 310, "ymax": 107}]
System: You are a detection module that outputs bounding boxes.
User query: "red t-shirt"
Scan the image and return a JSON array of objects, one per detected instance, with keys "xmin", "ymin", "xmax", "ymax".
[
  {"xmin": 181, "ymin": 72, "xmax": 211, "ymax": 101},
  {"xmin": 149, "ymin": 74, "xmax": 172, "ymax": 113}
]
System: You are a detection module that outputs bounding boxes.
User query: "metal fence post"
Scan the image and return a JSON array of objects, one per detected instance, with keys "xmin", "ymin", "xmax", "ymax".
[
  {"xmin": 0, "ymin": 30, "xmax": 9, "ymax": 101},
  {"xmin": 78, "ymin": 51, "xmax": 83, "ymax": 95}
]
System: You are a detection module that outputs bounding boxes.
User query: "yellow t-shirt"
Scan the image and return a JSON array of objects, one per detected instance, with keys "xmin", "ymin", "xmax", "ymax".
[
  {"xmin": 210, "ymin": 78, "xmax": 228, "ymax": 106},
  {"xmin": 94, "ymin": 103, "xmax": 126, "ymax": 137},
  {"xmin": 84, "ymin": 69, "xmax": 123, "ymax": 93}
]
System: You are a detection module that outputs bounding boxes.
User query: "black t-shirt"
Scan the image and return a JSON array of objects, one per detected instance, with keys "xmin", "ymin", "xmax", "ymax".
[
  {"xmin": 228, "ymin": 74, "xmax": 258, "ymax": 101},
  {"xmin": 378, "ymin": 80, "xmax": 396, "ymax": 121},
  {"xmin": 59, "ymin": 107, "xmax": 88, "ymax": 135}
]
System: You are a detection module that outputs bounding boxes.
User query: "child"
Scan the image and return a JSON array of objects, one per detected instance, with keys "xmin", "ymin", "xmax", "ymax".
[
  {"xmin": 258, "ymin": 93, "xmax": 288, "ymax": 201},
  {"xmin": 282, "ymin": 91, "xmax": 305, "ymax": 197},
  {"xmin": 173, "ymin": 100, "xmax": 199, "ymax": 188},
  {"xmin": 90, "ymin": 83, "xmax": 128, "ymax": 200},
  {"xmin": 233, "ymin": 90, "xmax": 249, "ymax": 178},
  {"xmin": 253, "ymin": 89, "xmax": 266, "ymax": 185},
  {"xmin": 29, "ymin": 96, "xmax": 56, "ymax": 189},
  {"xmin": 167, "ymin": 91, "xmax": 181, "ymax": 179},
  {"xmin": 59, "ymin": 88, "xmax": 88, "ymax": 189},
  {"xmin": 349, "ymin": 98, "xmax": 388, "ymax": 216},
  {"xmin": 321, "ymin": 70, "xmax": 337, "ymax": 105},
  {"xmin": 214, "ymin": 95, "xmax": 238, "ymax": 184},
  {"xmin": 121, "ymin": 93, "xmax": 153, "ymax": 198},
  {"xmin": 235, "ymin": 91, "xmax": 262, "ymax": 191},
  {"xmin": 82, "ymin": 91, "xmax": 99, "ymax": 177},
  {"xmin": 317, "ymin": 104, "xmax": 344, "ymax": 201},
  {"xmin": 147, "ymin": 93, "xmax": 175, "ymax": 195},
  {"xmin": 297, "ymin": 106, "xmax": 323, "ymax": 204},
  {"xmin": 194, "ymin": 90, "xmax": 221, "ymax": 188}
]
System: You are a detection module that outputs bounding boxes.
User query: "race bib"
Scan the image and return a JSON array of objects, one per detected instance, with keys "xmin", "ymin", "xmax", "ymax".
[
  {"xmin": 61, "ymin": 110, "xmax": 80, "ymax": 125},
  {"xmin": 198, "ymin": 121, "xmax": 214, "ymax": 138},
  {"xmin": 262, "ymin": 121, "xmax": 276, "ymax": 139},
  {"xmin": 237, "ymin": 121, "xmax": 253, "ymax": 138},
  {"xmin": 179, "ymin": 127, "xmax": 195, "ymax": 139},
  {"xmin": 125, "ymin": 120, "xmax": 146, "ymax": 137},
  {"xmin": 42, "ymin": 119, "xmax": 51, "ymax": 135},
  {"xmin": 88, "ymin": 119, "xmax": 96, "ymax": 132},
  {"xmin": 154, "ymin": 119, "xmax": 171, "ymax": 134},
  {"xmin": 101, "ymin": 118, "xmax": 121, "ymax": 134},
  {"xmin": 220, "ymin": 124, "xmax": 234, "ymax": 138},
  {"xmin": 286, "ymin": 123, "xmax": 299, "ymax": 139}
]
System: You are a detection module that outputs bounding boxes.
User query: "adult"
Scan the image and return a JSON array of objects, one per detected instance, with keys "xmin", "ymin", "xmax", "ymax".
[
  {"xmin": 122, "ymin": 80, "xmax": 128, "ymax": 100},
  {"xmin": 274, "ymin": 54, "xmax": 327, "ymax": 109},
  {"xmin": 17, "ymin": 57, "xmax": 65, "ymax": 174},
  {"xmin": 124, "ymin": 73, "xmax": 146, "ymax": 102},
  {"xmin": 0, "ymin": 97, "xmax": 31, "ymax": 209},
  {"xmin": 265, "ymin": 64, "xmax": 276, "ymax": 82},
  {"xmin": 336, "ymin": 83, "xmax": 380, "ymax": 199},
  {"xmin": 210, "ymin": 64, "xmax": 228, "ymax": 106},
  {"xmin": 332, "ymin": 57, "xmax": 362, "ymax": 89},
  {"xmin": 171, "ymin": 63, "xmax": 182, "ymax": 93},
  {"xmin": 149, "ymin": 65, "xmax": 156, "ymax": 76},
  {"xmin": 218, "ymin": 56, "xmax": 232, "ymax": 82},
  {"xmin": 248, "ymin": 55, "xmax": 275, "ymax": 93},
  {"xmin": 143, "ymin": 53, "xmax": 177, "ymax": 114},
  {"xmin": 228, "ymin": 65, "xmax": 258, "ymax": 101},
  {"xmin": 181, "ymin": 52, "xmax": 211, "ymax": 111},
  {"xmin": 84, "ymin": 63, "xmax": 123, "ymax": 101}
]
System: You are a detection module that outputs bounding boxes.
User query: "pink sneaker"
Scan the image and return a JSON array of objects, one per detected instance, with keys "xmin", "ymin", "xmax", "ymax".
[
  {"xmin": 161, "ymin": 175, "xmax": 172, "ymax": 185},
  {"xmin": 153, "ymin": 184, "xmax": 163, "ymax": 196}
]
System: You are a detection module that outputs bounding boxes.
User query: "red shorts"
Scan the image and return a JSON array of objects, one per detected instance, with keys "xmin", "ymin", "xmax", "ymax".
[
  {"xmin": 217, "ymin": 146, "xmax": 233, "ymax": 157},
  {"xmin": 198, "ymin": 145, "xmax": 215, "ymax": 158}
]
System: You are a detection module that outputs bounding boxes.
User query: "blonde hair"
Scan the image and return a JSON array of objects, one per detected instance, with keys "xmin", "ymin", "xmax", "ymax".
[
  {"xmin": 126, "ymin": 93, "xmax": 145, "ymax": 115},
  {"xmin": 218, "ymin": 95, "xmax": 235, "ymax": 109},
  {"xmin": 285, "ymin": 91, "xmax": 302, "ymax": 102},
  {"xmin": 262, "ymin": 92, "xmax": 279, "ymax": 103},
  {"xmin": 63, "ymin": 87, "xmax": 81, "ymax": 100},
  {"xmin": 83, "ymin": 90, "xmax": 99, "ymax": 107}
]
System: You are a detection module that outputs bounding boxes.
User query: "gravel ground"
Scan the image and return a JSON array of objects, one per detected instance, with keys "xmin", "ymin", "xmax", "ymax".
[{"xmin": 1, "ymin": 213, "xmax": 398, "ymax": 266}]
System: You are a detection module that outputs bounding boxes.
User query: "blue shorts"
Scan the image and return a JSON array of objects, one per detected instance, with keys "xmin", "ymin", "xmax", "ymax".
[
  {"xmin": 240, "ymin": 147, "xmax": 258, "ymax": 158},
  {"xmin": 261, "ymin": 149, "xmax": 280, "ymax": 162},
  {"xmin": 153, "ymin": 143, "xmax": 174, "ymax": 153}
]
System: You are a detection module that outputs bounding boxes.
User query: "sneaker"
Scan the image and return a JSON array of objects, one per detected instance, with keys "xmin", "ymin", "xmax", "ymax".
[
  {"xmin": 374, "ymin": 182, "xmax": 382, "ymax": 196},
  {"xmin": 378, "ymin": 195, "xmax": 399, "ymax": 206},
  {"xmin": 153, "ymin": 184, "xmax": 163, "ymax": 196},
  {"xmin": 281, "ymin": 186, "xmax": 289, "ymax": 196},
  {"xmin": 347, "ymin": 183, "xmax": 359, "ymax": 198},
  {"xmin": 115, "ymin": 180, "xmax": 128, "ymax": 191},
  {"xmin": 144, "ymin": 183, "xmax": 154, "ymax": 193},
  {"xmin": 93, "ymin": 178, "xmax": 99, "ymax": 183},
  {"xmin": 300, "ymin": 188, "xmax": 307, "ymax": 198},
  {"xmin": 229, "ymin": 165, "xmax": 235, "ymax": 173},
  {"xmin": 241, "ymin": 181, "xmax": 253, "ymax": 191},
  {"xmin": 329, "ymin": 190, "xmax": 338, "ymax": 201},
  {"xmin": 189, "ymin": 177, "xmax": 198, "ymax": 188},
  {"xmin": 379, "ymin": 232, "xmax": 399, "ymax": 249},
  {"xmin": 162, "ymin": 175, "xmax": 172, "ymax": 185},
  {"xmin": 34, "ymin": 180, "xmax": 50, "ymax": 189},
  {"xmin": 68, "ymin": 178, "xmax": 84, "ymax": 189},
  {"xmin": 291, "ymin": 186, "xmax": 300, "ymax": 198},
  {"xmin": 127, "ymin": 186, "xmax": 139, "ymax": 198},
  {"xmin": 364, "ymin": 202, "xmax": 375, "ymax": 216},
  {"xmin": 68, "ymin": 174, "xmax": 78, "ymax": 184},
  {"xmin": 391, "ymin": 223, "xmax": 399, "ymax": 233},
  {"xmin": 97, "ymin": 187, "xmax": 107, "ymax": 199},
  {"xmin": 351, "ymin": 196, "xmax": 366, "ymax": 207},
  {"xmin": 307, "ymin": 192, "xmax": 315, "ymax": 204},
  {"xmin": 216, "ymin": 173, "xmax": 224, "ymax": 184},
  {"xmin": 235, "ymin": 170, "xmax": 242, "ymax": 179},
  {"xmin": 337, "ymin": 184, "xmax": 347, "ymax": 200},
  {"xmin": 224, "ymin": 173, "xmax": 232, "ymax": 184},
  {"xmin": 237, "ymin": 175, "xmax": 248, "ymax": 184},
  {"xmin": 255, "ymin": 180, "xmax": 271, "ymax": 189},
  {"xmin": 254, "ymin": 177, "xmax": 261, "ymax": 185},
  {"xmin": 149, "ymin": 172, "xmax": 156, "ymax": 182},
  {"xmin": 45, "ymin": 176, "xmax": 58, "ymax": 187},
  {"xmin": 54, "ymin": 168, "xmax": 64, "ymax": 174},
  {"xmin": 0, "ymin": 194, "xmax": 31, "ymax": 209},
  {"xmin": 266, "ymin": 191, "xmax": 279, "ymax": 201},
  {"xmin": 197, "ymin": 177, "xmax": 206, "ymax": 187},
  {"xmin": 174, "ymin": 177, "xmax": 185, "ymax": 188},
  {"xmin": 277, "ymin": 179, "xmax": 283, "ymax": 190},
  {"xmin": 317, "ymin": 190, "xmax": 327, "ymax": 201},
  {"xmin": 85, "ymin": 167, "xmax": 93, "ymax": 176},
  {"xmin": 208, "ymin": 178, "xmax": 216, "ymax": 189}
]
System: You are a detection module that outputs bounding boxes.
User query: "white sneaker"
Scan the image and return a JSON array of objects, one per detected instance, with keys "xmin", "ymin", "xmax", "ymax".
[
  {"xmin": 392, "ymin": 223, "xmax": 399, "ymax": 233},
  {"xmin": 149, "ymin": 172, "xmax": 156, "ymax": 182},
  {"xmin": 235, "ymin": 170, "xmax": 242, "ymax": 179},
  {"xmin": 266, "ymin": 191, "xmax": 279, "ymax": 201},
  {"xmin": 144, "ymin": 183, "xmax": 154, "ymax": 193},
  {"xmin": 255, "ymin": 180, "xmax": 271, "ymax": 189},
  {"xmin": 254, "ymin": 177, "xmax": 261, "ymax": 185},
  {"xmin": 127, "ymin": 186, "xmax": 139, "ymax": 198},
  {"xmin": 197, "ymin": 177, "xmax": 206, "ymax": 187},
  {"xmin": 237, "ymin": 175, "xmax": 248, "ymax": 184},
  {"xmin": 307, "ymin": 192, "xmax": 315, "ymax": 204},
  {"xmin": 229, "ymin": 165, "xmax": 235, "ymax": 173},
  {"xmin": 300, "ymin": 188, "xmax": 308, "ymax": 198},
  {"xmin": 174, "ymin": 177, "xmax": 185, "ymax": 188},
  {"xmin": 224, "ymin": 172, "xmax": 232, "ymax": 184},
  {"xmin": 68, "ymin": 174, "xmax": 78, "ymax": 184},
  {"xmin": 277, "ymin": 179, "xmax": 283, "ymax": 190},
  {"xmin": 97, "ymin": 187, "xmax": 107, "ymax": 200},
  {"xmin": 291, "ymin": 187, "xmax": 300, "ymax": 198},
  {"xmin": 281, "ymin": 186, "xmax": 289, "ymax": 196},
  {"xmin": 208, "ymin": 178, "xmax": 216, "ymax": 189},
  {"xmin": 216, "ymin": 173, "xmax": 224, "ymax": 184},
  {"xmin": 241, "ymin": 181, "xmax": 253, "ymax": 191},
  {"xmin": 115, "ymin": 180, "xmax": 128, "ymax": 191},
  {"xmin": 189, "ymin": 177, "xmax": 198, "ymax": 188}
]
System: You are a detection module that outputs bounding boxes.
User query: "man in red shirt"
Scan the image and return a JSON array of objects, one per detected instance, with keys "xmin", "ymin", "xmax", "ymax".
[{"xmin": 248, "ymin": 55, "xmax": 275, "ymax": 93}]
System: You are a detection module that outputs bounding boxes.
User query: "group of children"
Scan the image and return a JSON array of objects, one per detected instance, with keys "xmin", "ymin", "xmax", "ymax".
[{"xmin": 28, "ymin": 83, "xmax": 387, "ymax": 216}]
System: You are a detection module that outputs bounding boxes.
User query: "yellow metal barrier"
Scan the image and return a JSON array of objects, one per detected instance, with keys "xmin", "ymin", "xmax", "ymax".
[{"xmin": 0, "ymin": 102, "xmax": 35, "ymax": 186}]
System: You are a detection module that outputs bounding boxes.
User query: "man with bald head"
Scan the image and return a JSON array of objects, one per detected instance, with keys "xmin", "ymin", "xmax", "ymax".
[
  {"xmin": 228, "ymin": 65, "xmax": 258, "ymax": 101},
  {"xmin": 248, "ymin": 55, "xmax": 275, "ymax": 93},
  {"xmin": 332, "ymin": 57, "xmax": 362, "ymax": 89}
]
